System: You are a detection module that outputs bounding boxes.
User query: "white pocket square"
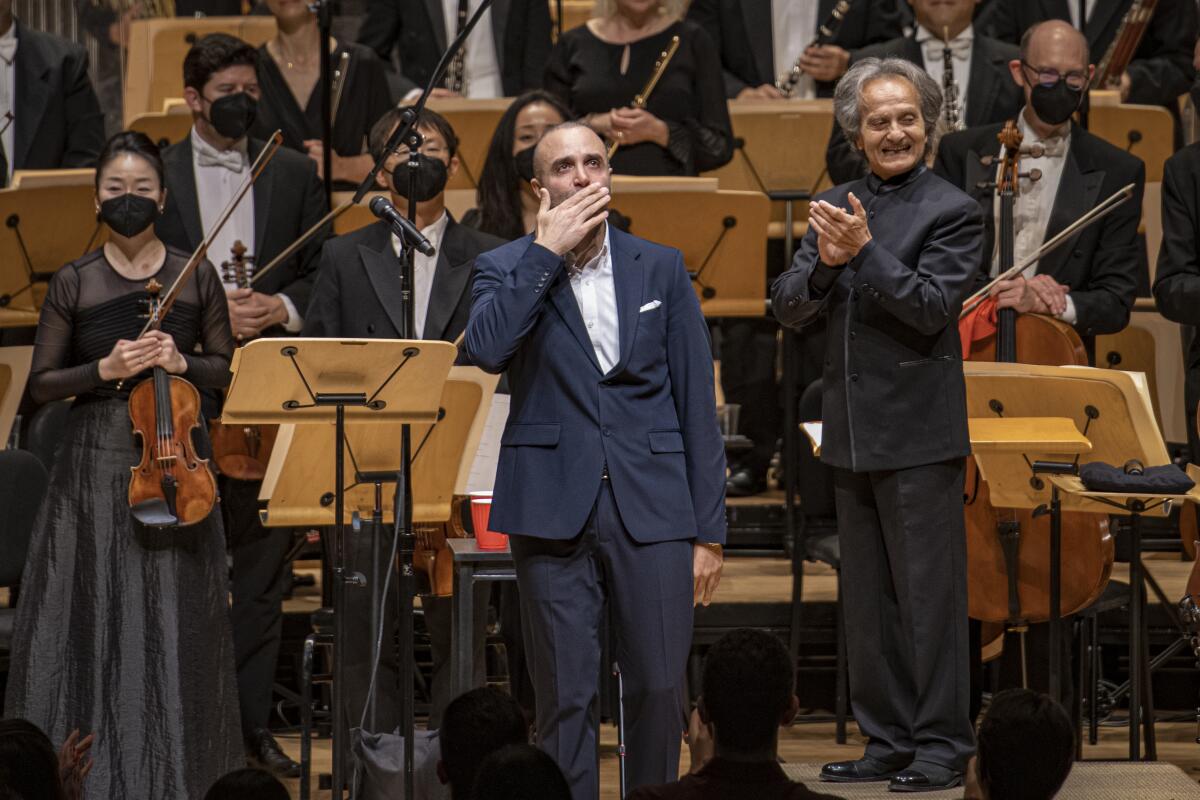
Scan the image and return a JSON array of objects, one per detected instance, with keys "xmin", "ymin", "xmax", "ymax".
[{"xmin": 639, "ymin": 300, "xmax": 662, "ymax": 313}]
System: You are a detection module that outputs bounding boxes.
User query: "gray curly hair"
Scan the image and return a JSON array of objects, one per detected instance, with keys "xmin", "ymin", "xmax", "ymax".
[{"xmin": 833, "ymin": 57, "xmax": 944, "ymax": 158}]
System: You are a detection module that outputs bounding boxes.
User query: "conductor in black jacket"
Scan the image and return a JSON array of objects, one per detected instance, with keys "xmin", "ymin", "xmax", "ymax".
[
  {"xmin": 773, "ymin": 57, "xmax": 982, "ymax": 792},
  {"xmin": 826, "ymin": 0, "xmax": 1025, "ymax": 185},
  {"xmin": 356, "ymin": 0, "xmax": 552, "ymax": 100}
]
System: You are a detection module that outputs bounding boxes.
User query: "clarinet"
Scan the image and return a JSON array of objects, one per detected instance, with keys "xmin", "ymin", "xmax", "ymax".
[
  {"xmin": 940, "ymin": 28, "xmax": 965, "ymax": 133},
  {"xmin": 775, "ymin": 0, "xmax": 852, "ymax": 98}
]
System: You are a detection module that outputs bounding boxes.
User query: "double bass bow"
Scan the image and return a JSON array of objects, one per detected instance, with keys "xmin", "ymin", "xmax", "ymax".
[{"xmin": 127, "ymin": 132, "xmax": 283, "ymax": 527}]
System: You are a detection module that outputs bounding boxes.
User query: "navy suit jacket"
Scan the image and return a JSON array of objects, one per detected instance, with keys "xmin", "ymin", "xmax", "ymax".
[{"xmin": 465, "ymin": 227, "xmax": 726, "ymax": 544}]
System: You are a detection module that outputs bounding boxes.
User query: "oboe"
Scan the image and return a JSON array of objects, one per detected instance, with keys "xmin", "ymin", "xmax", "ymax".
[
  {"xmin": 940, "ymin": 27, "xmax": 964, "ymax": 133},
  {"xmin": 775, "ymin": 0, "xmax": 852, "ymax": 97}
]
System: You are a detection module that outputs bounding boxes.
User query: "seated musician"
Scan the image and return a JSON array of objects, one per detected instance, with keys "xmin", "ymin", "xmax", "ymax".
[
  {"xmin": 252, "ymin": 0, "xmax": 394, "ymax": 189},
  {"xmin": 934, "ymin": 20, "xmax": 1144, "ymax": 349},
  {"xmin": 545, "ymin": 0, "xmax": 734, "ymax": 176},
  {"xmin": 4, "ymin": 130, "xmax": 241, "ymax": 798},
  {"xmin": 826, "ymin": 0, "xmax": 1025, "ymax": 185},
  {"xmin": 976, "ymin": 0, "xmax": 1196, "ymax": 111},
  {"xmin": 155, "ymin": 32, "xmax": 329, "ymax": 777},
  {"xmin": 304, "ymin": 107, "xmax": 504, "ymax": 728},
  {"xmin": 686, "ymin": 0, "xmax": 904, "ymax": 100},
  {"xmin": 0, "ymin": 0, "xmax": 105, "ymax": 183}
]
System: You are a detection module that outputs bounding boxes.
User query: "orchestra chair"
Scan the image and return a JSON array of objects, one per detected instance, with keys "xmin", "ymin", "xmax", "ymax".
[
  {"xmin": 550, "ymin": 0, "xmax": 593, "ymax": 38},
  {"xmin": 128, "ymin": 100, "xmax": 195, "ymax": 151},
  {"xmin": 426, "ymin": 97, "xmax": 512, "ymax": 192},
  {"xmin": 0, "ymin": 449, "xmax": 49, "ymax": 666}
]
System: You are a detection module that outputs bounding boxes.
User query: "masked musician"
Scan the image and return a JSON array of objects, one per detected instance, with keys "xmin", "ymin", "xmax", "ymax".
[
  {"xmin": 304, "ymin": 107, "xmax": 505, "ymax": 728},
  {"xmin": 826, "ymin": 0, "xmax": 1025, "ymax": 185},
  {"xmin": 4, "ymin": 131, "xmax": 240, "ymax": 798},
  {"xmin": 545, "ymin": 0, "xmax": 733, "ymax": 177},
  {"xmin": 154, "ymin": 32, "xmax": 329, "ymax": 777},
  {"xmin": 773, "ymin": 58, "xmax": 982, "ymax": 791},
  {"xmin": 686, "ymin": 0, "xmax": 904, "ymax": 100},
  {"xmin": 935, "ymin": 21, "xmax": 1144, "ymax": 351}
]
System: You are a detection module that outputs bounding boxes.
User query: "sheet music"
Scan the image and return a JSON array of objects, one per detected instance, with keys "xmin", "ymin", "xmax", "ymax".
[{"xmin": 466, "ymin": 394, "xmax": 510, "ymax": 494}]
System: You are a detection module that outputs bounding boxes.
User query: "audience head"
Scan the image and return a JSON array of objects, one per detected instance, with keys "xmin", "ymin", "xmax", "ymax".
[
  {"xmin": 1011, "ymin": 20, "xmax": 1092, "ymax": 132},
  {"xmin": 531, "ymin": 122, "xmax": 612, "ymax": 207},
  {"xmin": 834, "ymin": 57, "xmax": 942, "ymax": 179},
  {"xmin": 94, "ymin": 131, "xmax": 167, "ymax": 240},
  {"xmin": 0, "ymin": 718, "xmax": 67, "ymax": 800},
  {"xmin": 370, "ymin": 107, "xmax": 461, "ymax": 209},
  {"xmin": 183, "ymin": 34, "xmax": 260, "ymax": 147},
  {"xmin": 203, "ymin": 767, "xmax": 290, "ymax": 800},
  {"xmin": 476, "ymin": 90, "xmax": 572, "ymax": 239},
  {"xmin": 908, "ymin": 0, "xmax": 976, "ymax": 40},
  {"xmin": 699, "ymin": 628, "xmax": 798, "ymax": 759},
  {"xmin": 975, "ymin": 689, "xmax": 1074, "ymax": 800},
  {"xmin": 438, "ymin": 687, "xmax": 528, "ymax": 800},
  {"xmin": 470, "ymin": 744, "xmax": 571, "ymax": 800}
]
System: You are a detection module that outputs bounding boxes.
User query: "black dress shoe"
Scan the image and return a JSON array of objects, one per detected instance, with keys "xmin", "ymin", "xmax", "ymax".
[
  {"xmin": 726, "ymin": 467, "xmax": 766, "ymax": 497},
  {"xmin": 888, "ymin": 764, "xmax": 963, "ymax": 792},
  {"xmin": 820, "ymin": 756, "xmax": 908, "ymax": 783},
  {"xmin": 246, "ymin": 728, "xmax": 301, "ymax": 778}
]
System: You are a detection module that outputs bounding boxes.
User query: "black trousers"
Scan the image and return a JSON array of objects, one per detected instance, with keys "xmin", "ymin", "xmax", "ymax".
[
  {"xmin": 833, "ymin": 459, "xmax": 975, "ymax": 772},
  {"xmin": 509, "ymin": 480, "xmax": 693, "ymax": 800}
]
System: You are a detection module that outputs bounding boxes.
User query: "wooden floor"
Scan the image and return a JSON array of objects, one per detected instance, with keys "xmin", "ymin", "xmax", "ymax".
[{"xmin": 276, "ymin": 553, "xmax": 1200, "ymax": 799}]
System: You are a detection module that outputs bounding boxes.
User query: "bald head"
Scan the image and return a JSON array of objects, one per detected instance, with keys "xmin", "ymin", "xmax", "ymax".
[
  {"xmin": 530, "ymin": 122, "xmax": 612, "ymax": 208},
  {"xmin": 1020, "ymin": 20, "xmax": 1090, "ymax": 73}
]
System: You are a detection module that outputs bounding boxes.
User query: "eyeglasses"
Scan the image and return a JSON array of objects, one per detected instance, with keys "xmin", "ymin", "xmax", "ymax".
[
  {"xmin": 392, "ymin": 143, "xmax": 449, "ymax": 159},
  {"xmin": 1020, "ymin": 61, "xmax": 1090, "ymax": 91}
]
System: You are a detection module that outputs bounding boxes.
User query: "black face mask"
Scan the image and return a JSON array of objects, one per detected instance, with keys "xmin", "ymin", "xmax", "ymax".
[
  {"xmin": 514, "ymin": 145, "xmax": 537, "ymax": 183},
  {"xmin": 206, "ymin": 92, "xmax": 257, "ymax": 140},
  {"xmin": 99, "ymin": 193, "xmax": 159, "ymax": 238},
  {"xmin": 391, "ymin": 154, "xmax": 449, "ymax": 202},
  {"xmin": 1029, "ymin": 79, "xmax": 1085, "ymax": 127}
]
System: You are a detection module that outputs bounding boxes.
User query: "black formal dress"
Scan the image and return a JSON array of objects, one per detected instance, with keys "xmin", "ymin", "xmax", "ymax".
[
  {"xmin": 772, "ymin": 165, "xmax": 982, "ymax": 774},
  {"xmin": 686, "ymin": 0, "xmax": 904, "ymax": 98},
  {"xmin": 1153, "ymin": 143, "xmax": 1200, "ymax": 463},
  {"xmin": 4, "ymin": 246, "xmax": 241, "ymax": 799},
  {"xmin": 304, "ymin": 216, "xmax": 505, "ymax": 729},
  {"xmin": 976, "ymin": 0, "xmax": 1196, "ymax": 109},
  {"xmin": 251, "ymin": 41, "xmax": 394, "ymax": 191},
  {"xmin": 356, "ymin": 0, "xmax": 552, "ymax": 97},
  {"xmin": 7, "ymin": 20, "xmax": 105, "ymax": 179},
  {"xmin": 826, "ymin": 34, "xmax": 1024, "ymax": 185},
  {"xmin": 545, "ymin": 20, "xmax": 734, "ymax": 177}
]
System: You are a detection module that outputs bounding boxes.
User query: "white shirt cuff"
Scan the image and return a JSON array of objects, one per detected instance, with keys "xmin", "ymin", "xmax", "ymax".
[
  {"xmin": 1056, "ymin": 294, "xmax": 1078, "ymax": 326},
  {"xmin": 277, "ymin": 293, "xmax": 303, "ymax": 333}
]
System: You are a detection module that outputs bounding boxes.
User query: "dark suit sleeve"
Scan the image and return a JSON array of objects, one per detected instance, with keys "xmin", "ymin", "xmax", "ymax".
[
  {"xmin": 60, "ymin": 45, "xmax": 105, "ymax": 169},
  {"xmin": 974, "ymin": 0, "xmax": 1021, "ymax": 43},
  {"xmin": 771, "ymin": 225, "xmax": 840, "ymax": 329},
  {"xmin": 685, "ymin": 0, "xmax": 750, "ymax": 99},
  {"xmin": 519, "ymin": 0, "xmax": 553, "ymax": 93},
  {"xmin": 932, "ymin": 132, "xmax": 967, "ymax": 189},
  {"xmin": 664, "ymin": 250, "xmax": 726, "ymax": 542},
  {"xmin": 664, "ymin": 29, "xmax": 735, "ymax": 173},
  {"xmin": 465, "ymin": 241, "xmax": 565, "ymax": 373},
  {"xmin": 1124, "ymin": 0, "xmax": 1197, "ymax": 108},
  {"xmin": 1154, "ymin": 153, "xmax": 1200, "ymax": 324},
  {"xmin": 276, "ymin": 161, "xmax": 330, "ymax": 319},
  {"xmin": 1069, "ymin": 163, "xmax": 1144, "ymax": 336},
  {"xmin": 301, "ymin": 240, "xmax": 342, "ymax": 337},
  {"xmin": 861, "ymin": 0, "xmax": 906, "ymax": 45}
]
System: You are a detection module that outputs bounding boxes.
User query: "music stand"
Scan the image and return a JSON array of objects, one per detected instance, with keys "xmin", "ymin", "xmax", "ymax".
[
  {"xmin": 127, "ymin": 104, "xmax": 194, "ymax": 150},
  {"xmin": 425, "ymin": 97, "xmax": 511, "ymax": 191},
  {"xmin": 0, "ymin": 174, "xmax": 105, "ymax": 328},
  {"xmin": 221, "ymin": 336, "xmax": 456, "ymax": 799},
  {"xmin": 0, "ymin": 345, "xmax": 32, "ymax": 447}
]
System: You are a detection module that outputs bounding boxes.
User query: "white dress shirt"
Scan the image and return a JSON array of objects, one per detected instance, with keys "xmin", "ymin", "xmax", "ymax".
[
  {"xmin": 990, "ymin": 111, "xmax": 1077, "ymax": 323},
  {"xmin": 1068, "ymin": 0, "xmax": 1097, "ymax": 30},
  {"xmin": 772, "ymin": 0, "xmax": 819, "ymax": 99},
  {"xmin": 442, "ymin": 0, "xmax": 502, "ymax": 98},
  {"xmin": 567, "ymin": 224, "xmax": 618, "ymax": 374},
  {"xmin": 0, "ymin": 22, "xmax": 16, "ymax": 180},
  {"xmin": 916, "ymin": 24, "xmax": 973, "ymax": 123},
  {"xmin": 391, "ymin": 210, "xmax": 450, "ymax": 338},
  {"xmin": 191, "ymin": 128, "xmax": 302, "ymax": 331}
]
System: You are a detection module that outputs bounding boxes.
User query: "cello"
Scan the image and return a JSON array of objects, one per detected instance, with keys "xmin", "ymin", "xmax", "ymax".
[{"xmin": 962, "ymin": 121, "xmax": 1114, "ymax": 654}]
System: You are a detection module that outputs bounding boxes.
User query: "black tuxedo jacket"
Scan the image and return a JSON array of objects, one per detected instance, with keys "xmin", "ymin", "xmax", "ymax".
[
  {"xmin": 825, "ymin": 34, "xmax": 1023, "ymax": 185},
  {"xmin": 686, "ymin": 0, "xmax": 903, "ymax": 98},
  {"xmin": 11, "ymin": 21, "xmax": 104, "ymax": 173},
  {"xmin": 156, "ymin": 135, "xmax": 328, "ymax": 317},
  {"xmin": 356, "ymin": 0, "xmax": 551, "ymax": 97},
  {"xmin": 934, "ymin": 121, "xmax": 1144, "ymax": 338},
  {"xmin": 303, "ymin": 217, "xmax": 505, "ymax": 342},
  {"xmin": 976, "ymin": 0, "xmax": 1196, "ymax": 108}
]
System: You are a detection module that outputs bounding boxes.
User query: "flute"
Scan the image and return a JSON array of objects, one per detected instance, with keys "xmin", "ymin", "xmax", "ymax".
[{"xmin": 608, "ymin": 35, "xmax": 681, "ymax": 160}]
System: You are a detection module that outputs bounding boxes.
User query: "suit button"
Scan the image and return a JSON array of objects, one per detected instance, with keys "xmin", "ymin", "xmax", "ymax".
[
  {"xmin": 849, "ymin": 373, "xmax": 859, "ymax": 382},
  {"xmin": 367, "ymin": 324, "xmax": 375, "ymax": 334},
  {"xmin": 602, "ymin": 427, "xmax": 612, "ymax": 437},
  {"xmin": 869, "ymin": 211, "xmax": 876, "ymax": 218},
  {"xmin": 849, "ymin": 330, "xmax": 856, "ymax": 339}
]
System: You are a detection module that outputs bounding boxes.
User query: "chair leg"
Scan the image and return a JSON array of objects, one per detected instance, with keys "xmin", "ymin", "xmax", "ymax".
[
  {"xmin": 301, "ymin": 633, "xmax": 316, "ymax": 800},
  {"xmin": 1075, "ymin": 619, "xmax": 1085, "ymax": 760},
  {"xmin": 835, "ymin": 572, "xmax": 848, "ymax": 745},
  {"xmin": 1089, "ymin": 614, "xmax": 1100, "ymax": 746},
  {"xmin": 1141, "ymin": 590, "xmax": 1157, "ymax": 760}
]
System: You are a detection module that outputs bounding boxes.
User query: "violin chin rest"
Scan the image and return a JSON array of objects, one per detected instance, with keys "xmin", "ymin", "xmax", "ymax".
[{"xmin": 131, "ymin": 498, "xmax": 179, "ymax": 529}]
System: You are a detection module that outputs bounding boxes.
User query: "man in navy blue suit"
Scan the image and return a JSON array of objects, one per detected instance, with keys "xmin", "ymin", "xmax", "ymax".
[{"xmin": 465, "ymin": 122, "xmax": 727, "ymax": 800}]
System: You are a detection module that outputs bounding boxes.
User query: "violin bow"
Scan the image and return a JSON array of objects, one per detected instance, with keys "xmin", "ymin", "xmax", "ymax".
[{"xmin": 249, "ymin": 201, "xmax": 353, "ymax": 287}]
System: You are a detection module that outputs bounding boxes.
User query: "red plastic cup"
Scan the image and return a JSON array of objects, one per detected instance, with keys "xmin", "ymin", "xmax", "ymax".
[{"xmin": 470, "ymin": 492, "xmax": 508, "ymax": 550}]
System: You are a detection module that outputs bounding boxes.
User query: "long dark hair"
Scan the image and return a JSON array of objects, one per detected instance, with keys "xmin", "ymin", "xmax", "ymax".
[{"xmin": 475, "ymin": 91, "xmax": 572, "ymax": 241}]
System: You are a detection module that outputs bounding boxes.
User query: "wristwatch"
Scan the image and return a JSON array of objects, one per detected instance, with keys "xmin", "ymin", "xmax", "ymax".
[{"xmin": 698, "ymin": 542, "xmax": 723, "ymax": 557}]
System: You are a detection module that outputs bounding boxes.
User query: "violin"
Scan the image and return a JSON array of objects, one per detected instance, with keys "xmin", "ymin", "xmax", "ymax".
[
  {"xmin": 963, "ymin": 121, "xmax": 1114, "ymax": 634},
  {"xmin": 208, "ymin": 241, "xmax": 279, "ymax": 481},
  {"xmin": 128, "ymin": 279, "xmax": 218, "ymax": 527}
]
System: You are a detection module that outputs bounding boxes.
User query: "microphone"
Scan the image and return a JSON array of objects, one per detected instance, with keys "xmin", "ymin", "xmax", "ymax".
[{"xmin": 369, "ymin": 196, "xmax": 435, "ymax": 257}]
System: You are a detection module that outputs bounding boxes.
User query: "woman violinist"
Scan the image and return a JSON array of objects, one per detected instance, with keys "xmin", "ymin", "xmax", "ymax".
[{"xmin": 3, "ymin": 131, "xmax": 242, "ymax": 798}]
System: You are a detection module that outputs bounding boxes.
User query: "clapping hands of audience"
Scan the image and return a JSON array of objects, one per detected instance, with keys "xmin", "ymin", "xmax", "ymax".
[{"xmin": 58, "ymin": 729, "xmax": 95, "ymax": 800}]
